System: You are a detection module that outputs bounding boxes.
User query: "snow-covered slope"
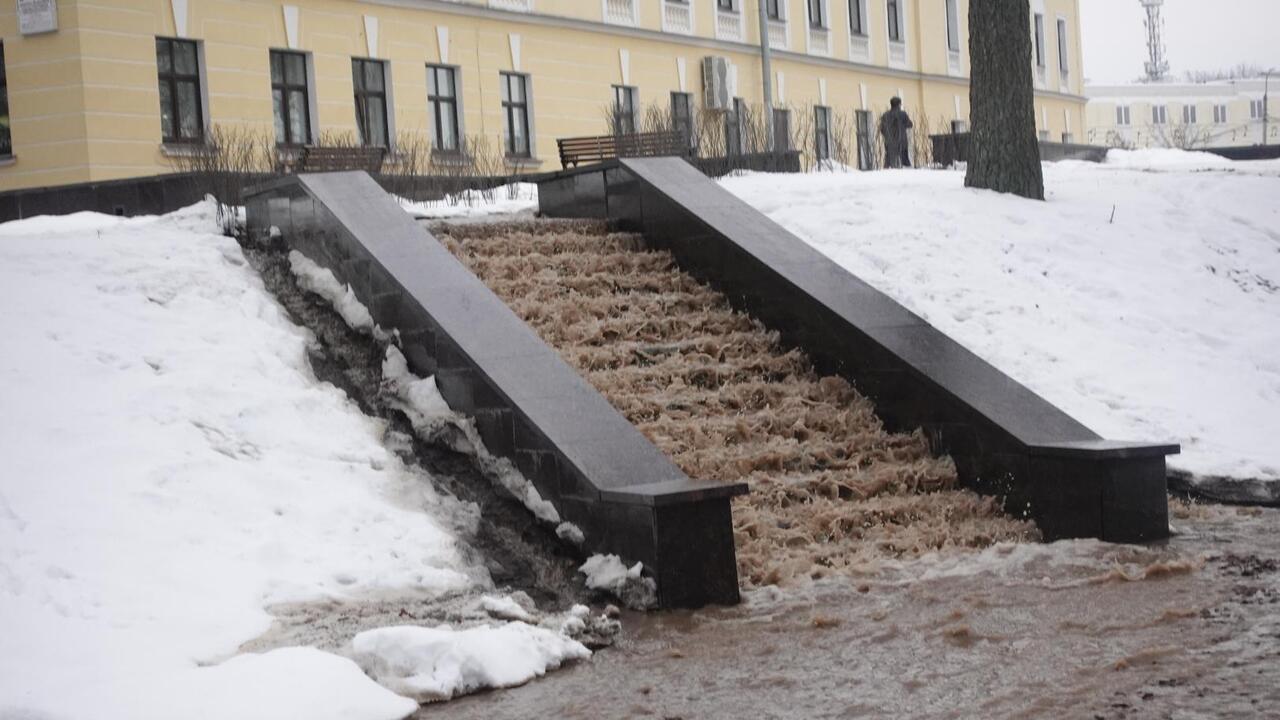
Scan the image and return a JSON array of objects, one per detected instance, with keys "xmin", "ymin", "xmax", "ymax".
[
  {"xmin": 720, "ymin": 154, "xmax": 1280, "ymax": 495},
  {"xmin": 0, "ymin": 203, "xmax": 484, "ymax": 719}
]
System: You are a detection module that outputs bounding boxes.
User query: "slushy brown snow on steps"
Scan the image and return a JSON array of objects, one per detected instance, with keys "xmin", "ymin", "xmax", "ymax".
[{"xmin": 435, "ymin": 219, "xmax": 1037, "ymax": 586}]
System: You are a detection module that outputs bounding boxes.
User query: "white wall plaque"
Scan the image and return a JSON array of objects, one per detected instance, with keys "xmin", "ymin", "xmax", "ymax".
[{"xmin": 18, "ymin": 0, "xmax": 58, "ymax": 35}]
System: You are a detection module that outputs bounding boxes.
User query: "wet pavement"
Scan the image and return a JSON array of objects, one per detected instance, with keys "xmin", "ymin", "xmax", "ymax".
[{"xmin": 423, "ymin": 502, "xmax": 1279, "ymax": 719}]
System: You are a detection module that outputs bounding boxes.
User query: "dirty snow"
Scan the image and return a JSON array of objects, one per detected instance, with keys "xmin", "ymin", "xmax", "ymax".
[
  {"xmin": 351, "ymin": 622, "xmax": 590, "ymax": 703},
  {"xmin": 0, "ymin": 201, "xmax": 570, "ymax": 719},
  {"xmin": 579, "ymin": 555, "xmax": 657, "ymax": 609},
  {"xmin": 720, "ymin": 154, "xmax": 1280, "ymax": 491}
]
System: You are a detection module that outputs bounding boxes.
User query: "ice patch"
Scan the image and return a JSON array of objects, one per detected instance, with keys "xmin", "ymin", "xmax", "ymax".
[
  {"xmin": 480, "ymin": 594, "xmax": 536, "ymax": 623},
  {"xmin": 351, "ymin": 622, "xmax": 590, "ymax": 703}
]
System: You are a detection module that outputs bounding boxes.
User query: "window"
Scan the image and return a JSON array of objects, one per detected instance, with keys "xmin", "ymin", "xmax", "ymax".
[
  {"xmin": 766, "ymin": 0, "xmax": 782, "ymax": 20},
  {"xmin": 500, "ymin": 72, "xmax": 530, "ymax": 158},
  {"xmin": 772, "ymin": 107, "xmax": 790, "ymax": 152},
  {"xmin": 156, "ymin": 38, "xmax": 204, "ymax": 144},
  {"xmin": 1251, "ymin": 100, "xmax": 1265, "ymax": 120},
  {"xmin": 1183, "ymin": 104, "xmax": 1197, "ymax": 125},
  {"xmin": 671, "ymin": 91, "xmax": 694, "ymax": 148},
  {"xmin": 726, "ymin": 97, "xmax": 744, "ymax": 156},
  {"xmin": 808, "ymin": 0, "xmax": 825, "ymax": 28},
  {"xmin": 814, "ymin": 106, "xmax": 831, "ymax": 161},
  {"xmin": 950, "ymin": 119, "xmax": 967, "ymax": 134},
  {"xmin": 271, "ymin": 50, "xmax": 310, "ymax": 146},
  {"xmin": 886, "ymin": 0, "xmax": 902, "ymax": 42},
  {"xmin": 944, "ymin": 0, "xmax": 960, "ymax": 52},
  {"xmin": 1214, "ymin": 104, "xmax": 1228, "ymax": 124},
  {"xmin": 1056, "ymin": 18, "xmax": 1069, "ymax": 74},
  {"xmin": 849, "ymin": 0, "xmax": 865, "ymax": 35},
  {"xmin": 612, "ymin": 85, "xmax": 638, "ymax": 135},
  {"xmin": 352, "ymin": 58, "xmax": 389, "ymax": 148},
  {"xmin": 1061, "ymin": 132, "xmax": 1073, "ymax": 144},
  {"xmin": 1116, "ymin": 105, "xmax": 1131, "ymax": 126},
  {"xmin": 1038, "ymin": 129, "xmax": 1050, "ymax": 141},
  {"xmin": 855, "ymin": 110, "xmax": 872, "ymax": 170},
  {"xmin": 718, "ymin": 0, "xmax": 734, "ymax": 9},
  {"xmin": 1152, "ymin": 105, "xmax": 1168, "ymax": 125},
  {"xmin": 0, "ymin": 44, "xmax": 11, "ymax": 156},
  {"xmin": 1033, "ymin": 14, "xmax": 1045, "ymax": 68},
  {"xmin": 428, "ymin": 65, "xmax": 460, "ymax": 152}
]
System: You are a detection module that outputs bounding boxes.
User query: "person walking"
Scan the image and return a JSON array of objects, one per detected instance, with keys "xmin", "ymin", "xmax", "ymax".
[{"xmin": 879, "ymin": 97, "xmax": 914, "ymax": 168}]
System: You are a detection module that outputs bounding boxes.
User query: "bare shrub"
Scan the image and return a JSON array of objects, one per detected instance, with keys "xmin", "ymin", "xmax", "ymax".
[{"xmin": 167, "ymin": 123, "xmax": 276, "ymax": 234}]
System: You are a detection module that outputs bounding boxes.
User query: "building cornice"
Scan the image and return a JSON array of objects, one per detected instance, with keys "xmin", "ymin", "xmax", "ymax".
[{"xmin": 358, "ymin": 0, "xmax": 1087, "ymax": 103}]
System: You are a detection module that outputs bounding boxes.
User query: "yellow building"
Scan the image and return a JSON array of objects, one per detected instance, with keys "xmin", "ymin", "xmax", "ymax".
[
  {"xmin": 0, "ymin": 0, "xmax": 1088, "ymax": 192},
  {"xmin": 1086, "ymin": 80, "xmax": 1276, "ymax": 150}
]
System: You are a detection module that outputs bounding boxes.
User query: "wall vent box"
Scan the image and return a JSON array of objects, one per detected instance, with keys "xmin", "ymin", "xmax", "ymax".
[
  {"xmin": 17, "ymin": 0, "xmax": 58, "ymax": 34},
  {"xmin": 702, "ymin": 57, "xmax": 730, "ymax": 110}
]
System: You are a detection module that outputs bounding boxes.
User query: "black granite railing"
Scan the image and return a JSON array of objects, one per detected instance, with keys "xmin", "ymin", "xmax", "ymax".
[
  {"xmin": 243, "ymin": 171, "xmax": 746, "ymax": 608},
  {"xmin": 537, "ymin": 157, "xmax": 1177, "ymax": 543}
]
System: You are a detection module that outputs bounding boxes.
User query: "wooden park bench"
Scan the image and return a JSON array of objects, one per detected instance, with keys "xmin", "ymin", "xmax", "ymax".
[
  {"xmin": 557, "ymin": 130, "xmax": 692, "ymax": 168},
  {"xmin": 298, "ymin": 145, "xmax": 387, "ymax": 174}
]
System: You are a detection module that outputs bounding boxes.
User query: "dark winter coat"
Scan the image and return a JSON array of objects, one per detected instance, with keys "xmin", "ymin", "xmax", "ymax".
[{"xmin": 879, "ymin": 108, "xmax": 914, "ymax": 168}]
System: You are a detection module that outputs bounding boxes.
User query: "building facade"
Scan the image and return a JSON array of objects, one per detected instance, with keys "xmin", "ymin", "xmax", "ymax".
[
  {"xmin": 1086, "ymin": 80, "xmax": 1276, "ymax": 150},
  {"xmin": 0, "ymin": 0, "xmax": 1087, "ymax": 192}
]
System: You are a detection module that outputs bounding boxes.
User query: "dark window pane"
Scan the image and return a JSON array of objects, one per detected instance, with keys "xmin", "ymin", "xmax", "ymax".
[
  {"xmin": 158, "ymin": 81, "xmax": 174, "ymax": 139},
  {"xmin": 177, "ymin": 81, "xmax": 200, "ymax": 138},
  {"xmin": 364, "ymin": 62, "xmax": 383, "ymax": 92},
  {"xmin": 273, "ymin": 89, "xmax": 286, "ymax": 143},
  {"xmin": 156, "ymin": 40, "xmax": 172, "ymax": 73},
  {"xmin": 285, "ymin": 53, "xmax": 305, "ymax": 85},
  {"xmin": 439, "ymin": 102, "xmax": 457, "ymax": 150},
  {"xmin": 288, "ymin": 90, "xmax": 308, "ymax": 143},
  {"xmin": 270, "ymin": 52, "xmax": 283, "ymax": 84},
  {"xmin": 175, "ymin": 41, "xmax": 197, "ymax": 75}
]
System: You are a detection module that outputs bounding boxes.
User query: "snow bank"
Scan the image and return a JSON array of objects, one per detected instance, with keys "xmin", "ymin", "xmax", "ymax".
[
  {"xmin": 1105, "ymin": 148, "xmax": 1239, "ymax": 171},
  {"xmin": 380, "ymin": 345, "xmax": 562, "ymax": 524},
  {"xmin": 0, "ymin": 201, "xmax": 480, "ymax": 719},
  {"xmin": 351, "ymin": 622, "xmax": 590, "ymax": 703},
  {"xmin": 398, "ymin": 183, "xmax": 538, "ymax": 220},
  {"xmin": 289, "ymin": 250, "xmax": 390, "ymax": 340},
  {"xmin": 579, "ymin": 555, "xmax": 657, "ymax": 609},
  {"xmin": 720, "ymin": 162, "xmax": 1280, "ymax": 490}
]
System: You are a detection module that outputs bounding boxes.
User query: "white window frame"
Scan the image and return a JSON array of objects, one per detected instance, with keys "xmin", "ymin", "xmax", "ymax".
[
  {"xmin": 1250, "ymin": 99, "xmax": 1264, "ymax": 120},
  {"xmin": 885, "ymin": 0, "xmax": 907, "ymax": 68},
  {"xmin": 714, "ymin": 0, "xmax": 744, "ymax": 41},
  {"xmin": 944, "ymin": 0, "xmax": 961, "ymax": 76},
  {"xmin": 1116, "ymin": 105, "xmax": 1131, "ymax": 126},
  {"xmin": 487, "ymin": 0, "xmax": 533, "ymax": 11},
  {"xmin": 1055, "ymin": 15, "xmax": 1070, "ymax": 88},
  {"xmin": 1182, "ymin": 104, "xmax": 1196, "ymax": 125},
  {"xmin": 765, "ymin": 0, "xmax": 790, "ymax": 51},
  {"xmin": 1214, "ymin": 103, "xmax": 1228, "ymax": 124},
  {"xmin": 661, "ymin": 0, "xmax": 696, "ymax": 35},
  {"xmin": 602, "ymin": 0, "xmax": 639, "ymax": 26},
  {"xmin": 805, "ymin": 0, "xmax": 831, "ymax": 56},
  {"xmin": 847, "ymin": 0, "xmax": 871, "ymax": 62},
  {"xmin": 1152, "ymin": 105, "xmax": 1167, "ymax": 125}
]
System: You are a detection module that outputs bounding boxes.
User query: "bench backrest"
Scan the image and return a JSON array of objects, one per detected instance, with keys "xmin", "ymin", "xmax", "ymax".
[
  {"xmin": 557, "ymin": 131, "xmax": 690, "ymax": 168},
  {"xmin": 299, "ymin": 146, "xmax": 387, "ymax": 174}
]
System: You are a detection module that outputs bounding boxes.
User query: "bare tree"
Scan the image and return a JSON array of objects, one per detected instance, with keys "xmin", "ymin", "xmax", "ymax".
[{"xmin": 964, "ymin": 0, "xmax": 1044, "ymax": 200}]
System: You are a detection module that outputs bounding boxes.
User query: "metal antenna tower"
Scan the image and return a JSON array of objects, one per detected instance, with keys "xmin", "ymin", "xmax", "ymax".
[{"xmin": 1140, "ymin": 0, "xmax": 1170, "ymax": 82}]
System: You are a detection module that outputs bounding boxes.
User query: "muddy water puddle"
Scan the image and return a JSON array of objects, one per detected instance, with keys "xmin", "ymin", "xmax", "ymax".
[{"xmin": 425, "ymin": 504, "xmax": 1279, "ymax": 719}]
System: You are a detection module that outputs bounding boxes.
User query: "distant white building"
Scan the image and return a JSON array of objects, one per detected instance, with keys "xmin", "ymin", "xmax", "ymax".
[{"xmin": 1086, "ymin": 79, "xmax": 1275, "ymax": 149}]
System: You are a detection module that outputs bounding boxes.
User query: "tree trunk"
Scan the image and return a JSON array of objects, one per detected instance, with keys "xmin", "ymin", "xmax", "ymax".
[{"xmin": 964, "ymin": 0, "xmax": 1045, "ymax": 200}]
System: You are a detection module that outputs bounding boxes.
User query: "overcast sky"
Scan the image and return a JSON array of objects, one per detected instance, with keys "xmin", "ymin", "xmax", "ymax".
[{"xmin": 1079, "ymin": 0, "xmax": 1280, "ymax": 84}]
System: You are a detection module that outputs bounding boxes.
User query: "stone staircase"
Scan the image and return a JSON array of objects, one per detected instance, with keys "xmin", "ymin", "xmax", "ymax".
[{"xmin": 434, "ymin": 219, "xmax": 1037, "ymax": 587}]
